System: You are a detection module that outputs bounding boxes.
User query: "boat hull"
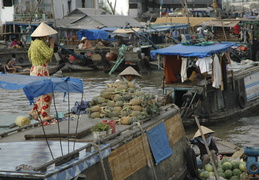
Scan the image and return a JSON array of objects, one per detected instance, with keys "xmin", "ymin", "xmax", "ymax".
[{"xmin": 0, "ymin": 105, "xmax": 191, "ymax": 180}]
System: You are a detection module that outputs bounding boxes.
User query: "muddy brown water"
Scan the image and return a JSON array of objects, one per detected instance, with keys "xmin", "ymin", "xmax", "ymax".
[{"xmin": 0, "ymin": 70, "xmax": 257, "ymax": 148}]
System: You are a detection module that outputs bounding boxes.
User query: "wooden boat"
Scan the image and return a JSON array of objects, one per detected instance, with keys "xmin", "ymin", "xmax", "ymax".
[
  {"xmin": 151, "ymin": 42, "xmax": 259, "ymax": 124},
  {"xmin": 2, "ymin": 62, "xmax": 65, "ymax": 76},
  {"xmin": 0, "ymin": 74, "xmax": 198, "ymax": 180},
  {"xmin": 0, "ymin": 48, "xmax": 31, "ymax": 67}
]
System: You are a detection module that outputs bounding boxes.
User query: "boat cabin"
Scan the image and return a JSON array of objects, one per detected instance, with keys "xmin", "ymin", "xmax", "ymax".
[{"xmin": 151, "ymin": 42, "xmax": 259, "ymax": 124}]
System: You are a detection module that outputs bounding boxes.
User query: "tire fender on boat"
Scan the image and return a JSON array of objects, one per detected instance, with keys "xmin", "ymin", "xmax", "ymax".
[
  {"xmin": 186, "ymin": 147, "xmax": 199, "ymax": 178},
  {"xmin": 237, "ymin": 93, "xmax": 246, "ymax": 109}
]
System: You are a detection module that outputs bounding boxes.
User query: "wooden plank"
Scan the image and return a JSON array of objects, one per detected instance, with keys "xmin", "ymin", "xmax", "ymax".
[
  {"xmin": 165, "ymin": 113, "xmax": 185, "ymax": 146},
  {"xmin": 108, "ymin": 135, "xmax": 152, "ymax": 180}
]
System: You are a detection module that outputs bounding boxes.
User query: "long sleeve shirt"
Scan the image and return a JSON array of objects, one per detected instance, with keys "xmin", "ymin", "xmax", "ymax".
[
  {"xmin": 28, "ymin": 38, "xmax": 54, "ymax": 66},
  {"xmin": 191, "ymin": 135, "xmax": 218, "ymax": 158}
]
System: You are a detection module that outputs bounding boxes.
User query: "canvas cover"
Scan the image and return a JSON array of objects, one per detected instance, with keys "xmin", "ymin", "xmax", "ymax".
[
  {"xmin": 77, "ymin": 29, "xmax": 111, "ymax": 40},
  {"xmin": 150, "ymin": 42, "xmax": 236, "ymax": 58},
  {"xmin": 0, "ymin": 74, "xmax": 83, "ymax": 104}
]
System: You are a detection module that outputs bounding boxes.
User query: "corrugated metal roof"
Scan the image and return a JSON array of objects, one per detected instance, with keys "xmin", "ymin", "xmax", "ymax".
[{"xmin": 68, "ymin": 8, "xmax": 108, "ymax": 16}]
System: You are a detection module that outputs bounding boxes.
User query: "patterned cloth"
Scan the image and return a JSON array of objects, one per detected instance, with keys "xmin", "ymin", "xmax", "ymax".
[{"xmin": 29, "ymin": 64, "xmax": 53, "ymax": 120}]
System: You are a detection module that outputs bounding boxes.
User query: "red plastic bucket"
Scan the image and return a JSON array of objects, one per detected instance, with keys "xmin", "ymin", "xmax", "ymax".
[{"xmin": 102, "ymin": 120, "xmax": 116, "ymax": 133}]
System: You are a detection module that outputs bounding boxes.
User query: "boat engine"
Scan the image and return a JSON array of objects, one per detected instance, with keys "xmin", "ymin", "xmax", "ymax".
[{"xmin": 244, "ymin": 147, "xmax": 259, "ymax": 175}]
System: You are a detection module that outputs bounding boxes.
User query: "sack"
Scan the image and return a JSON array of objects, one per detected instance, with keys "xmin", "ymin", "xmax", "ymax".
[{"xmin": 71, "ymin": 100, "xmax": 90, "ymax": 115}]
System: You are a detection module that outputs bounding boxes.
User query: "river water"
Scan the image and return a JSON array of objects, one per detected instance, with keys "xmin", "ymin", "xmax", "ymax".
[{"xmin": 0, "ymin": 70, "xmax": 257, "ymax": 149}]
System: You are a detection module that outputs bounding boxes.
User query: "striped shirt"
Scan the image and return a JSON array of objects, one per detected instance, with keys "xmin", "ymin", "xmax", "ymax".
[{"xmin": 28, "ymin": 38, "xmax": 54, "ymax": 66}]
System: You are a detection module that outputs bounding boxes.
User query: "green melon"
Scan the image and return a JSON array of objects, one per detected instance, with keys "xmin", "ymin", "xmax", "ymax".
[
  {"xmin": 200, "ymin": 171, "xmax": 209, "ymax": 179},
  {"xmin": 222, "ymin": 162, "xmax": 233, "ymax": 171},
  {"xmin": 224, "ymin": 169, "xmax": 233, "ymax": 179},
  {"xmin": 229, "ymin": 175, "xmax": 239, "ymax": 180},
  {"xmin": 232, "ymin": 168, "xmax": 242, "ymax": 176}
]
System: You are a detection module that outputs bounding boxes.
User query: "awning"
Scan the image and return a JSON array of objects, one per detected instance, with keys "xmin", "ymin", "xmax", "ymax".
[
  {"xmin": 150, "ymin": 42, "xmax": 237, "ymax": 58},
  {"xmin": 0, "ymin": 74, "xmax": 83, "ymax": 104},
  {"xmin": 203, "ymin": 20, "xmax": 240, "ymax": 27}
]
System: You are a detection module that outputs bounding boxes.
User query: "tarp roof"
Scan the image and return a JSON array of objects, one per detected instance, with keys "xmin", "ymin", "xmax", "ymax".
[
  {"xmin": 202, "ymin": 20, "xmax": 240, "ymax": 27},
  {"xmin": 76, "ymin": 29, "xmax": 110, "ymax": 40},
  {"xmin": 56, "ymin": 15, "xmax": 142, "ymax": 29},
  {"xmin": 0, "ymin": 74, "xmax": 83, "ymax": 104},
  {"xmin": 154, "ymin": 17, "xmax": 218, "ymax": 27},
  {"xmin": 150, "ymin": 42, "xmax": 236, "ymax": 58}
]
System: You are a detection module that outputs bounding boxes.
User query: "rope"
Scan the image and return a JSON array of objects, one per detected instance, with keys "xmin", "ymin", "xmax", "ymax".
[
  {"xmin": 34, "ymin": 102, "xmax": 54, "ymax": 160},
  {"xmin": 134, "ymin": 122, "xmax": 158, "ymax": 180},
  {"xmin": 52, "ymin": 92, "xmax": 64, "ymax": 156},
  {"xmin": 88, "ymin": 142, "xmax": 108, "ymax": 180},
  {"xmin": 67, "ymin": 92, "xmax": 71, "ymax": 153},
  {"xmin": 73, "ymin": 93, "xmax": 84, "ymax": 151}
]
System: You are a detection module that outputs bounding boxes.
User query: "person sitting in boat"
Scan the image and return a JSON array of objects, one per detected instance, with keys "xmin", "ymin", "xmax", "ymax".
[
  {"xmin": 78, "ymin": 37, "xmax": 92, "ymax": 49},
  {"xmin": 116, "ymin": 66, "xmax": 142, "ymax": 88},
  {"xmin": 5, "ymin": 58, "xmax": 22, "ymax": 73},
  {"xmin": 9, "ymin": 38, "xmax": 19, "ymax": 48},
  {"xmin": 190, "ymin": 126, "xmax": 219, "ymax": 169},
  {"xmin": 97, "ymin": 39, "xmax": 106, "ymax": 46}
]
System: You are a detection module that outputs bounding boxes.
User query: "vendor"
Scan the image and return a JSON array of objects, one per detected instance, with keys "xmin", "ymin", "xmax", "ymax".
[
  {"xmin": 78, "ymin": 37, "xmax": 92, "ymax": 49},
  {"xmin": 190, "ymin": 126, "xmax": 218, "ymax": 169},
  {"xmin": 117, "ymin": 66, "xmax": 142, "ymax": 87}
]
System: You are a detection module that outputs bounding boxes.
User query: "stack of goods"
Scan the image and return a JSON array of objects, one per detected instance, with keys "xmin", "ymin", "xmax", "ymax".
[
  {"xmin": 199, "ymin": 158, "xmax": 247, "ymax": 180},
  {"xmin": 89, "ymin": 81, "xmax": 161, "ymax": 125}
]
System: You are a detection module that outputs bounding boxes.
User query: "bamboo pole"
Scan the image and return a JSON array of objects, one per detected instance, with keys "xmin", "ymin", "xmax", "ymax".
[{"xmin": 193, "ymin": 115, "xmax": 220, "ymax": 180}]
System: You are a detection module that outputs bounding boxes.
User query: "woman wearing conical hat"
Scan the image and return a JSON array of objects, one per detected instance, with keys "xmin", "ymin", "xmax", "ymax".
[
  {"xmin": 190, "ymin": 126, "xmax": 218, "ymax": 169},
  {"xmin": 28, "ymin": 22, "xmax": 58, "ymax": 125},
  {"xmin": 117, "ymin": 66, "xmax": 141, "ymax": 87}
]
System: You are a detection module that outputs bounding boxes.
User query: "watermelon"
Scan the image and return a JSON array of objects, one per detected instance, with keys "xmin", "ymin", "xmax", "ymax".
[
  {"xmin": 232, "ymin": 168, "xmax": 242, "ymax": 176},
  {"xmin": 229, "ymin": 175, "xmax": 239, "ymax": 180},
  {"xmin": 231, "ymin": 160, "xmax": 240, "ymax": 169},
  {"xmin": 217, "ymin": 167, "xmax": 224, "ymax": 173},
  {"xmin": 209, "ymin": 171, "xmax": 215, "ymax": 176},
  {"xmin": 205, "ymin": 163, "xmax": 213, "ymax": 172},
  {"xmin": 218, "ymin": 172, "xmax": 225, "ymax": 178},
  {"xmin": 221, "ymin": 157, "xmax": 229, "ymax": 164},
  {"xmin": 200, "ymin": 171, "xmax": 209, "ymax": 178},
  {"xmin": 224, "ymin": 169, "xmax": 233, "ymax": 179},
  {"xmin": 222, "ymin": 162, "xmax": 233, "ymax": 171}
]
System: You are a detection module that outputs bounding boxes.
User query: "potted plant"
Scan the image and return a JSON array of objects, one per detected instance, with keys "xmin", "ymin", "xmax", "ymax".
[{"xmin": 91, "ymin": 122, "xmax": 111, "ymax": 140}]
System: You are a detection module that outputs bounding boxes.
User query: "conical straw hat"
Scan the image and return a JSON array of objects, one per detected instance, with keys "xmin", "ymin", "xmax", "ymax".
[
  {"xmin": 193, "ymin": 126, "xmax": 214, "ymax": 138},
  {"xmin": 31, "ymin": 22, "xmax": 57, "ymax": 37},
  {"xmin": 118, "ymin": 66, "xmax": 141, "ymax": 78}
]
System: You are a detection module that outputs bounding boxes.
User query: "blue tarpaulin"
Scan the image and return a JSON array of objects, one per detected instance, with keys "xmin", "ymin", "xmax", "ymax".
[
  {"xmin": 150, "ymin": 42, "xmax": 236, "ymax": 58},
  {"xmin": 0, "ymin": 74, "xmax": 83, "ymax": 104},
  {"xmin": 146, "ymin": 122, "xmax": 173, "ymax": 165},
  {"xmin": 77, "ymin": 29, "xmax": 111, "ymax": 40}
]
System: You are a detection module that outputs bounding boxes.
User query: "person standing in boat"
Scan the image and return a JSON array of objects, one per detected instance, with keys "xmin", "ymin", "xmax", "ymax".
[
  {"xmin": 28, "ymin": 22, "xmax": 58, "ymax": 125},
  {"xmin": 116, "ymin": 66, "xmax": 142, "ymax": 88},
  {"xmin": 190, "ymin": 126, "xmax": 219, "ymax": 169}
]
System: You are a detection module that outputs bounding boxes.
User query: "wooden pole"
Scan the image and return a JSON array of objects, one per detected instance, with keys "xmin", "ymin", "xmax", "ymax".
[{"xmin": 193, "ymin": 115, "xmax": 220, "ymax": 180}]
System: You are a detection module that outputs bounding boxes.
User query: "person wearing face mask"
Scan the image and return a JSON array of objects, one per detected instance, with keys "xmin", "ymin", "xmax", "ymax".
[{"xmin": 28, "ymin": 22, "xmax": 58, "ymax": 125}]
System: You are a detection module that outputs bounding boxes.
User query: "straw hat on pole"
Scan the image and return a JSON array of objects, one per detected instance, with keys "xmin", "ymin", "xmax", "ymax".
[
  {"xmin": 118, "ymin": 66, "xmax": 142, "ymax": 78},
  {"xmin": 193, "ymin": 125, "xmax": 214, "ymax": 138},
  {"xmin": 31, "ymin": 22, "xmax": 58, "ymax": 37}
]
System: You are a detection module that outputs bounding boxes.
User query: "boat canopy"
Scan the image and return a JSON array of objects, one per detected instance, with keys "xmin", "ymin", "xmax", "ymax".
[
  {"xmin": 0, "ymin": 74, "xmax": 83, "ymax": 104},
  {"xmin": 77, "ymin": 29, "xmax": 111, "ymax": 40},
  {"xmin": 150, "ymin": 42, "xmax": 236, "ymax": 58}
]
